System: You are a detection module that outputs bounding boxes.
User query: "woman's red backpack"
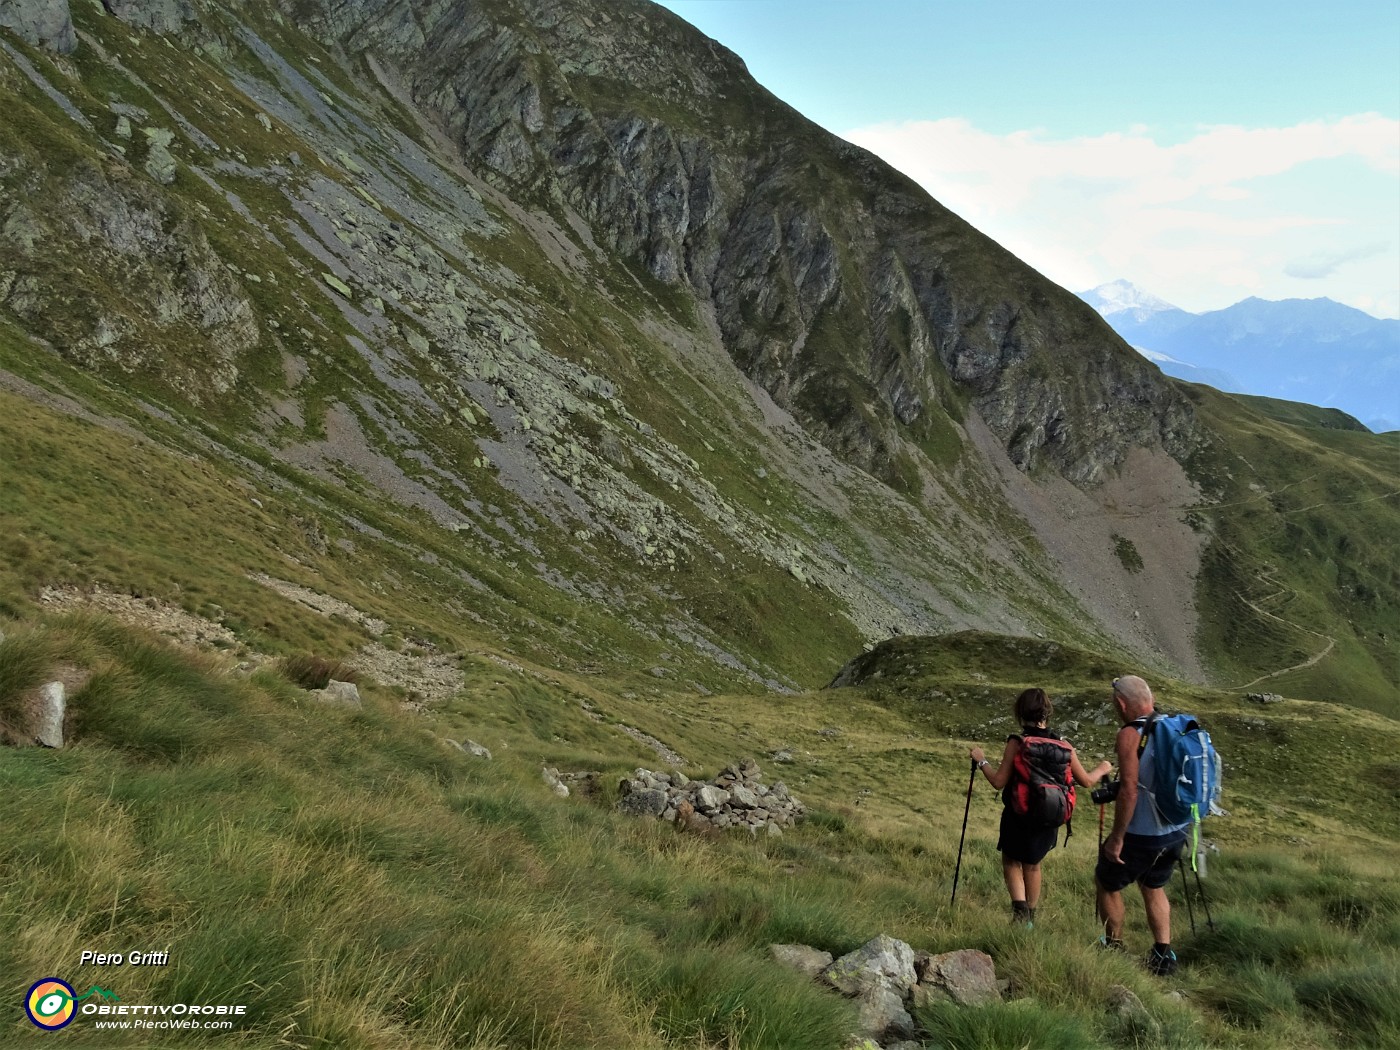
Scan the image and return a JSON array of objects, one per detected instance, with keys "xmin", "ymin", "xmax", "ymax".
[{"xmin": 1005, "ymin": 733, "xmax": 1076, "ymax": 831}]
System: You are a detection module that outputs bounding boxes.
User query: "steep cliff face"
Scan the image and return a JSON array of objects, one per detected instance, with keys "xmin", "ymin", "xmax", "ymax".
[{"xmin": 273, "ymin": 0, "xmax": 1194, "ymax": 488}]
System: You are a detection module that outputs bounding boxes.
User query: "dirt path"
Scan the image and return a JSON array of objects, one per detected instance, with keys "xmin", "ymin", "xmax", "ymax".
[{"xmin": 1228, "ymin": 566, "xmax": 1337, "ymax": 690}]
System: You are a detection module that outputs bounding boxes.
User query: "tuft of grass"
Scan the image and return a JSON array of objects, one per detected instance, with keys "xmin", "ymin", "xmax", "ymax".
[
  {"xmin": 913, "ymin": 999, "xmax": 1100, "ymax": 1050},
  {"xmin": 276, "ymin": 652, "xmax": 362, "ymax": 691},
  {"xmin": 1294, "ymin": 964, "xmax": 1400, "ymax": 1048}
]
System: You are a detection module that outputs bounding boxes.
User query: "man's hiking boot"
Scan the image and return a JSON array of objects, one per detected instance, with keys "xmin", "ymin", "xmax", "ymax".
[
  {"xmin": 1096, "ymin": 934, "xmax": 1125, "ymax": 952},
  {"xmin": 1147, "ymin": 946, "xmax": 1179, "ymax": 976}
]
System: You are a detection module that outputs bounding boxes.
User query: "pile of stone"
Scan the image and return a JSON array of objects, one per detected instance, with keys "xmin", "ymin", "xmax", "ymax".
[
  {"xmin": 771, "ymin": 934, "xmax": 1004, "ymax": 1047},
  {"xmin": 616, "ymin": 758, "xmax": 805, "ymax": 836},
  {"xmin": 1246, "ymin": 692, "xmax": 1284, "ymax": 704}
]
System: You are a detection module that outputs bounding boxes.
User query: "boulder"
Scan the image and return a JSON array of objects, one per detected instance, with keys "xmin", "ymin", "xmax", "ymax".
[
  {"xmin": 823, "ymin": 935, "xmax": 917, "ymax": 997},
  {"xmin": 855, "ymin": 986, "xmax": 915, "ymax": 1043},
  {"xmin": 1107, "ymin": 983, "xmax": 1160, "ymax": 1040},
  {"xmin": 541, "ymin": 767, "xmax": 570, "ymax": 798},
  {"xmin": 616, "ymin": 787, "xmax": 667, "ymax": 817},
  {"xmin": 446, "ymin": 738, "xmax": 492, "ymax": 759},
  {"xmin": 142, "ymin": 128, "xmax": 177, "ymax": 185},
  {"xmin": 769, "ymin": 943, "xmax": 833, "ymax": 979},
  {"xmin": 695, "ymin": 785, "xmax": 730, "ymax": 812},
  {"xmin": 34, "ymin": 681, "xmax": 65, "ymax": 748},
  {"xmin": 312, "ymin": 680, "xmax": 361, "ymax": 707},
  {"xmin": 919, "ymin": 948, "xmax": 1000, "ymax": 1006}
]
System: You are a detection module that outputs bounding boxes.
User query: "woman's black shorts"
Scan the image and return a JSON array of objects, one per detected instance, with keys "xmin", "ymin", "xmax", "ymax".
[{"xmin": 997, "ymin": 807, "xmax": 1059, "ymax": 864}]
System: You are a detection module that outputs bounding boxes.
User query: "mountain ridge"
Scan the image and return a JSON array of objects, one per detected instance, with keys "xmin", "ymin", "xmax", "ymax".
[
  {"xmin": 0, "ymin": 0, "xmax": 1396, "ymax": 710},
  {"xmin": 1082, "ymin": 281, "xmax": 1400, "ymax": 431}
]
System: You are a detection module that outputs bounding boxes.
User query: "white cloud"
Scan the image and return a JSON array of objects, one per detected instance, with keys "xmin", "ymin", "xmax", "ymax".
[
  {"xmin": 842, "ymin": 114, "xmax": 1400, "ymax": 317},
  {"xmin": 1284, "ymin": 242, "xmax": 1390, "ymax": 279}
]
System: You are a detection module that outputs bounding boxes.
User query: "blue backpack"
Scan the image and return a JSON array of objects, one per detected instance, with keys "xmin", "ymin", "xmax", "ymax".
[{"xmin": 1139, "ymin": 713, "xmax": 1221, "ymax": 827}]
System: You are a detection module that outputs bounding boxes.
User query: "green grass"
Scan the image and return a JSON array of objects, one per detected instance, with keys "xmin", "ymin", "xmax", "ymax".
[{"xmin": 4, "ymin": 614, "xmax": 1398, "ymax": 1048}]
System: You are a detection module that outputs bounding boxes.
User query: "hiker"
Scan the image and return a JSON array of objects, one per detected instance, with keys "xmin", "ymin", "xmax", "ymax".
[
  {"xmin": 1095, "ymin": 674, "xmax": 1190, "ymax": 976},
  {"xmin": 969, "ymin": 687, "xmax": 1112, "ymax": 927}
]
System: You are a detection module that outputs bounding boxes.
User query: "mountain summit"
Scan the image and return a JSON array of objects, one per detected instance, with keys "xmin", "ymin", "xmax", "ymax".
[{"xmin": 1080, "ymin": 280, "xmax": 1185, "ymax": 323}]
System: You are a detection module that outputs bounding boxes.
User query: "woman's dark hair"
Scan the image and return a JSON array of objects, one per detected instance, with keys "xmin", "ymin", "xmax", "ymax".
[{"xmin": 1014, "ymin": 687, "xmax": 1052, "ymax": 727}]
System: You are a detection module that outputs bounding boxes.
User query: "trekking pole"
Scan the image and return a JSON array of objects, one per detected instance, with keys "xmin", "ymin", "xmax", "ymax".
[
  {"xmin": 1096, "ymin": 804, "xmax": 1106, "ymax": 924},
  {"xmin": 950, "ymin": 759, "xmax": 976, "ymax": 907},
  {"xmin": 1194, "ymin": 859, "xmax": 1216, "ymax": 931},
  {"xmin": 1178, "ymin": 856, "xmax": 1197, "ymax": 935}
]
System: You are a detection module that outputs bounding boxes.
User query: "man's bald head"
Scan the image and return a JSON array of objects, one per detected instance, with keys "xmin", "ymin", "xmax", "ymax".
[{"xmin": 1114, "ymin": 674, "xmax": 1155, "ymax": 716}]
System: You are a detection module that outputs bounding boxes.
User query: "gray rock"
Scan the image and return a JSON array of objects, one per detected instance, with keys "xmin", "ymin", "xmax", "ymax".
[
  {"xmin": 143, "ymin": 128, "xmax": 177, "ymax": 185},
  {"xmin": 447, "ymin": 738, "xmax": 492, "ymax": 759},
  {"xmin": 823, "ymin": 935, "xmax": 917, "ymax": 997},
  {"xmin": 0, "ymin": 0, "xmax": 76, "ymax": 53},
  {"xmin": 309, "ymin": 680, "xmax": 361, "ymax": 708},
  {"xmin": 35, "ymin": 681, "xmax": 64, "ymax": 748},
  {"xmin": 541, "ymin": 766, "xmax": 570, "ymax": 797},
  {"xmin": 102, "ymin": 0, "xmax": 194, "ymax": 34},
  {"xmin": 920, "ymin": 948, "xmax": 1001, "ymax": 1006},
  {"xmin": 1107, "ymin": 983, "xmax": 1160, "ymax": 1040},
  {"xmin": 855, "ymin": 986, "xmax": 915, "ymax": 1043},
  {"xmin": 616, "ymin": 787, "xmax": 667, "ymax": 817},
  {"xmin": 695, "ymin": 785, "xmax": 730, "ymax": 812},
  {"xmin": 325, "ymin": 679, "xmax": 361, "ymax": 704},
  {"xmin": 729, "ymin": 784, "xmax": 759, "ymax": 808},
  {"xmin": 769, "ymin": 943, "xmax": 833, "ymax": 979}
]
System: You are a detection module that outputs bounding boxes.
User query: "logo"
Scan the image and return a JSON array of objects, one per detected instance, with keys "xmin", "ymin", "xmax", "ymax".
[
  {"xmin": 24, "ymin": 980, "xmax": 121, "ymax": 1030},
  {"xmin": 25, "ymin": 979, "xmax": 76, "ymax": 1030}
]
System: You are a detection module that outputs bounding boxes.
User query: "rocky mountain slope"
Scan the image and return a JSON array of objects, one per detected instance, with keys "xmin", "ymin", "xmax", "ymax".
[{"xmin": 1, "ymin": 0, "xmax": 1396, "ymax": 709}]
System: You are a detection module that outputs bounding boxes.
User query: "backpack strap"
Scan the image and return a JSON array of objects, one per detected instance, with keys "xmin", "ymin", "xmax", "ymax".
[{"xmin": 1135, "ymin": 714, "xmax": 1159, "ymax": 757}]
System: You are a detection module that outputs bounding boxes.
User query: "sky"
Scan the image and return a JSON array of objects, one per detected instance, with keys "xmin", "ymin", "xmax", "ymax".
[{"xmin": 653, "ymin": 0, "xmax": 1400, "ymax": 319}]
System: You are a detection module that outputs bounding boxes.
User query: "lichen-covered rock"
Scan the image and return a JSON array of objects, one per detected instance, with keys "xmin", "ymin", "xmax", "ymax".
[
  {"xmin": 918, "ymin": 948, "xmax": 1000, "ymax": 1006},
  {"xmin": 822, "ymin": 935, "xmax": 917, "ymax": 998}
]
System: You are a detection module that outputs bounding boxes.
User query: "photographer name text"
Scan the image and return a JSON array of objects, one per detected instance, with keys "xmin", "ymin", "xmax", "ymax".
[{"xmin": 80, "ymin": 950, "xmax": 170, "ymax": 967}]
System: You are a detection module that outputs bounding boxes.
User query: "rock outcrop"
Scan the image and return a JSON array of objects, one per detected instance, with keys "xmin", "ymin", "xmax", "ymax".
[{"xmin": 0, "ymin": 0, "xmax": 75, "ymax": 53}]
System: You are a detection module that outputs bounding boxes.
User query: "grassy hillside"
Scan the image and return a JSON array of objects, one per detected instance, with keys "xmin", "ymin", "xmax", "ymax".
[
  {"xmin": 1183, "ymin": 386, "xmax": 1400, "ymax": 716},
  {"xmin": 3, "ymin": 621, "xmax": 1398, "ymax": 1048}
]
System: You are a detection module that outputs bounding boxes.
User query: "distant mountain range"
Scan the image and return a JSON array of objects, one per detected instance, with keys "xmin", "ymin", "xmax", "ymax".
[{"xmin": 1081, "ymin": 281, "xmax": 1400, "ymax": 432}]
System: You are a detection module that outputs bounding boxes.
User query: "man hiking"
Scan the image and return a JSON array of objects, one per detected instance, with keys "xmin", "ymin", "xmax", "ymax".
[{"xmin": 1095, "ymin": 674, "xmax": 1190, "ymax": 976}]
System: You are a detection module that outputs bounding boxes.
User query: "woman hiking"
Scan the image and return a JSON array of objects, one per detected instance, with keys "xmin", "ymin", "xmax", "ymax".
[{"xmin": 969, "ymin": 687, "xmax": 1112, "ymax": 927}]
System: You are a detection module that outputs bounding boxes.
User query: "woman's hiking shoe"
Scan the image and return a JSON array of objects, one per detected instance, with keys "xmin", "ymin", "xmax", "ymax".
[
  {"xmin": 1096, "ymin": 935, "xmax": 1125, "ymax": 952},
  {"xmin": 1147, "ymin": 946, "xmax": 1179, "ymax": 976}
]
